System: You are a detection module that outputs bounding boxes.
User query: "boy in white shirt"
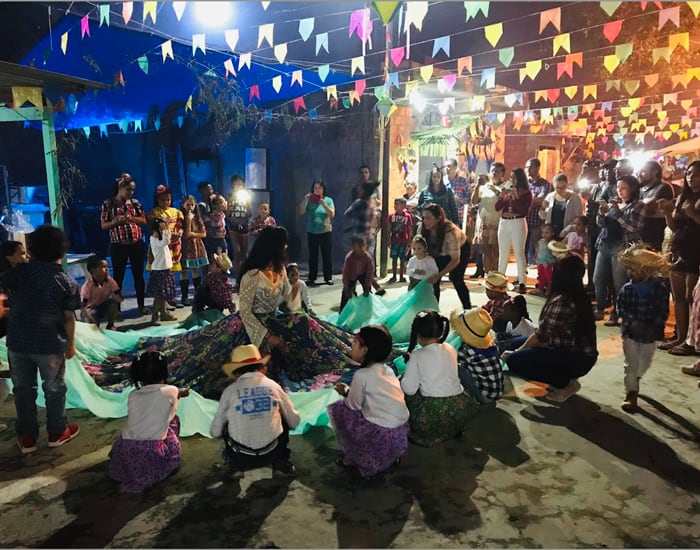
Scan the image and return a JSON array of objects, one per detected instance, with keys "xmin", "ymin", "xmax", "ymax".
[
  {"xmin": 211, "ymin": 344, "xmax": 300, "ymax": 479},
  {"xmin": 406, "ymin": 235, "xmax": 439, "ymax": 290}
]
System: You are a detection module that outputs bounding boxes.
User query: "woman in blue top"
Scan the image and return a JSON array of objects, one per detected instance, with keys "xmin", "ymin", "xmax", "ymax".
[{"xmin": 299, "ymin": 179, "xmax": 335, "ymax": 286}]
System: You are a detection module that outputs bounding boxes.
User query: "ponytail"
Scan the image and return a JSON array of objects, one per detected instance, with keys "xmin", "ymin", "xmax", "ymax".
[
  {"xmin": 401, "ymin": 309, "xmax": 449, "ymax": 362},
  {"xmin": 512, "ymin": 295, "xmax": 530, "ymax": 321}
]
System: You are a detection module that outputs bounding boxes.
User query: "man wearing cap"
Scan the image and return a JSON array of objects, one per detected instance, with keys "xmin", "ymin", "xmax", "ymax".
[{"xmin": 211, "ymin": 344, "xmax": 300, "ymax": 478}]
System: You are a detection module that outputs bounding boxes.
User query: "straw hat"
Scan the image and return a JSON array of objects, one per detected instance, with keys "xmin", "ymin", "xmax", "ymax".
[
  {"xmin": 482, "ymin": 271, "xmax": 508, "ymax": 292},
  {"xmin": 618, "ymin": 243, "xmax": 670, "ymax": 281},
  {"xmin": 213, "ymin": 252, "xmax": 233, "ymax": 274},
  {"xmin": 222, "ymin": 344, "xmax": 270, "ymax": 379},
  {"xmin": 450, "ymin": 308, "xmax": 495, "ymax": 349},
  {"xmin": 548, "ymin": 240, "xmax": 569, "ymax": 259}
]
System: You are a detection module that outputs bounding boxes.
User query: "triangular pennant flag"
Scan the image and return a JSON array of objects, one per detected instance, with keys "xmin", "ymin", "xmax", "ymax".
[
  {"xmin": 547, "ymin": 88, "xmax": 560, "ymax": 103},
  {"xmin": 192, "ymin": 34, "xmax": 206, "ymax": 56},
  {"xmin": 224, "ymin": 29, "xmax": 239, "ymax": 52},
  {"xmin": 624, "ymin": 80, "xmax": 640, "ymax": 94},
  {"xmin": 83, "ymin": 126, "xmax": 91, "ymax": 138},
  {"xmin": 539, "ymin": 7, "xmax": 561, "ymax": 33},
  {"xmin": 372, "ymin": 1, "xmax": 401, "ymax": 25},
  {"xmin": 185, "ymin": 95, "xmax": 193, "ymax": 112},
  {"xmin": 552, "ymin": 34, "xmax": 570, "ymax": 55},
  {"xmin": 404, "ymin": 1, "xmax": 429, "ymax": 31},
  {"xmin": 535, "ymin": 90, "xmax": 547, "ymax": 102},
  {"xmin": 122, "ymin": 1, "xmax": 133, "ymax": 24},
  {"xmin": 484, "ymin": 23, "xmax": 503, "ymax": 47},
  {"xmin": 224, "ymin": 59, "xmax": 236, "ymax": 78},
  {"xmin": 173, "ymin": 1, "xmax": 186, "ymax": 20},
  {"xmin": 600, "ymin": 2, "xmax": 621, "ymax": 16},
  {"xmin": 161, "ymin": 40, "xmax": 174, "ymax": 62},
  {"xmin": 374, "ymin": 86, "xmax": 385, "ymax": 100},
  {"xmin": 669, "ymin": 32, "xmax": 689, "ymax": 52},
  {"xmin": 628, "ymin": 97, "xmax": 643, "ymax": 110},
  {"xmin": 293, "ymin": 96, "xmax": 306, "ymax": 113},
  {"xmin": 114, "ymin": 70, "xmax": 125, "ymax": 87},
  {"xmin": 258, "ymin": 23, "xmax": 274, "ymax": 48},
  {"xmin": 567, "ymin": 52, "xmax": 583, "ymax": 68},
  {"xmin": 615, "ymin": 43, "xmax": 633, "ymax": 63},
  {"xmin": 119, "ymin": 120, "xmax": 129, "ymax": 133},
  {"xmin": 349, "ymin": 9, "xmax": 373, "ymax": 43},
  {"xmin": 480, "ymin": 67, "xmax": 496, "ymax": 88},
  {"xmin": 432, "ymin": 36, "xmax": 451, "ymax": 58},
  {"xmin": 663, "ymin": 92, "xmax": 678, "ymax": 105},
  {"xmin": 603, "ymin": 20, "xmax": 623, "ymax": 43},
  {"xmin": 686, "ymin": 67, "xmax": 700, "ymax": 81},
  {"xmin": 100, "ymin": 124, "xmax": 108, "ymax": 138},
  {"xmin": 80, "ymin": 15, "xmax": 90, "ymax": 38},
  {"xmin": 355, "ymin": 79, "xmax": 366, "ymax": 96},
  {"xmin": 604, "ymin": 54, "xmax": 619, "ymax": 73},
  {"xmin": 471, "ymin": 95, "xmax": 486, "ymax": 111},
  {"xmin": 342, "ymin": 97, "xmax": 351, "ymax": 109},
  {"xmin": 659, "ymin": 6, "xmax": 680, "ymax": 29},
  {"xmin": 99, "ymin": 4, "xmax": 110, "ymax": 26},
  {"xmin": 351, "ymin": 56, "xmax": 365, "ymax": 76},
  {"xmin": 602, "ymin": 101, "xmax": 613, "ymax": 112},
  {"xmin": 465, "ymin": 1, "xmax": 490, "ymax": 20},
  {"xmin": 438, "ymin": 74, "xmax": 457, "ymax": 93},
  {"xmin": 391, "ymin": 47, "xmax": 404, "ymax": 67},
  {"xmin": 316, "ymin": 32, "xmax": 329, "ymax": 54},
  {"xmin": 318, "ymin": 64, "xmax": 330, "ymax": 82},
  {"xmin": 557, "ymin": 62, "xmax": 573, "ymax": 80},
  {"xmin": 60, "ymin": 32, "xmax": 68, "ymax": 54},
  {"xmin": 504, "ymin": 93, "xmax": 518, "ymax": 108},
  {"xmin": 387, "ymin": 72, "xmax": 400, "ymax": 89},
  {"xmin": 308, "ymin": 108, "xmax": 319, "ymax": 121},
  {"xmin": 524, "ymin": 60, "xmax": 542, "ymax": 80},
  {"xmin": 458, "ymin": 56, "xmax": 472, "ymax": 74},
  {"xmin": 420, "ymin": 65, "xmax": 433, "ymax": 82},
  {"xmin": 671, "ymin": 73, "xmax": 691, "ymax": 88},
  {"xmin": 249, "ymin": 85, "xmax": 260, "ymax": 101},
  {"xmin": 644, "ymin": 73, "xmax": 659, "ymax": 87},
  {"xmin": 291, "ymin": 70, "xmax": 303, "ymax": 86},
  {"xmin": 689, "ymin": 2, "xmax": 700, "ymax": 17},
  {"xmin": 582, "ymin": 103, "xmax": 595, "ymax": 115},
  {"xmin": 299, "ymin": 17, "xmax": 314, "ymax": 41},
  {"xmin": 583, "ymin": 84, "xmax": 597, "ymax": 99},
  {"xmin": 238, "ymin": 52, "xmax": 252, "ymax": 71},
  {"xmin": 349, "ymin": 90, "xmax": 361, "ymax": 106},
  {"xmin": 272, "ymin": 75, "xmax": 282, "ymax": 93},
  {"xmin": 681, "ymin": 99, "xmax": 693, "ymax": 109},
  {"xmin": 137, "ymin": 56, "xmax": 148, "ymax": 74},
  {"xmin": 499, "ymin": 47, "xmax": 514, "ymax": 68},
  {"xmin": 11, "ymin": 86, "xmax": 42, "ymax": 108},
  {"xmin": 564, "ymin": 86, "xmax": 578, "ymax": 99},
  {"xmin": 652, "ymin": 46, "xmax": 671, "ymax": 64},
  {"xmin": 326, "ymin": 85, "xmax": 337, "ymax": 100},
  {"xmin": 143, "ymin": 1, "xmax": 157, "ymax": 23},
  {"xmin": 274, "ymin": 43, "xmax": 287, "ymax": 63},
  {"xmin": 404, "ymin": 80, "xmax": 418, "ymax": 98},
  {"xmin": 657, "ymin": 110, "xmax": 668, "ymax": 120}
]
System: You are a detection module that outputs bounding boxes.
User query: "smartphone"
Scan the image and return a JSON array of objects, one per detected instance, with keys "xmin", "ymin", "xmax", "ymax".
[{"xmin": 310, "ymin": 194, "xmax": 321, "ymax": 204}]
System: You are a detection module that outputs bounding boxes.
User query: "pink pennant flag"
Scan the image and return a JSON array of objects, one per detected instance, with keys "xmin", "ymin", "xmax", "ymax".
[
  {"xmin": 556, "ymin": 62, "xmax": 573, "ymax": 80},
  {"xmin": 122, "ymin": 1, "xmax": 133, "ymax": 25},
  {"xmin": 438, "ymin": 74, "xmax": 457, "ymax": 93},
  {"xmin": 293, "ymin": 96, "xmax": 306, "ymax": 113},
  {"xmin": 603, "ymin": 20, "xmax": 622, "ymax": 43},
  {"xmin": 81, "ymin": 15, "xmax": 90, "ymax": 38},
  {"xmin": 658, "ymin": 6, "xmax": 680, "ymax": 29},
  {"xmin": 349, "ymin": 8, "xmax": 373, "ymax": 43},
  {"xmin": 601, "ymin": 136, "xmax": 609, "ymax": 144},
  {"xmin": 249, "ymin": 85, "xmax": 260, "ymax": 101},
  {"xmin": 355, "ymin": 79, "xmax": 366, "ymax": 96},
  {"xmin": 224, "ymin": 59, "xmax": 236, "ymax": 78},
  {"xmin": 390, "ymin": 47, "xmax": 405, "ymax": 67}
]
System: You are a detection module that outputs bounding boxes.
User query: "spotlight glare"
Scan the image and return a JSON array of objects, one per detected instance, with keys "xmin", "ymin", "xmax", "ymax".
[{"xmin": 195, "ymin": 2, "xmax": 233, "ymax": 29}]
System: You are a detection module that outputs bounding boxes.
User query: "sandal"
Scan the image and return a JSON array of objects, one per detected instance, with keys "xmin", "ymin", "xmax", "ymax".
[
  {"xmin": 657, "ymin": 340, "xmax": 680, "ymax": 351},
  {"xmin": 668, "ymin": 343, "xmax": 697, "ymax": 356},
  {"xmin": 681, "ymin": 365, "xmax": 700, "ymax": 377}
]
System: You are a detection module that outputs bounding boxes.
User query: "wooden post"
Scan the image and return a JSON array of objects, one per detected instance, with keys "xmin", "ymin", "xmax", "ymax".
[{"xmin": 41, "ymin": 101, "xmax": 63, "ymax": 229}]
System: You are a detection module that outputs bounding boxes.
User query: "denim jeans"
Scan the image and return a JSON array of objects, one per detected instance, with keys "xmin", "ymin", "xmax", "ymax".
[
  {"xmin": 505, "ymin": 347, "xmax": 596, "ymax": 389},
  {"xmin": 593, "ymin": 240, "xmax": 626, "ymax": 314},
  {"xmin": 9, "ymin": 351, "xmax": 67, "ymax": 437},
  {"xmin": 458, "ymin": 366, "xmax": 493, "ymax": 404}
]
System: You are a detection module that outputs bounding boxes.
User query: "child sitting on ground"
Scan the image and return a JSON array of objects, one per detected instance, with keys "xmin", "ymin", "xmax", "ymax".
[
  {"xmin": 406, "ymin": 235, "xmax": 439, "ymax": 291},
  {"xmin": 210, "ymin": 344, "xmax": 300, "ymax": 478},
  {"xmin": 108, "ymin": 351, "xmax": 189, "ymax": 493},
  {"xmin": 328, "ymin": 325, "xmax": 409, "ymax": 478},
  {"xmin": 482, "ymin": 271, "xmax": 510, "ymax": 333},
  {"xmin": 616, "ymin": 244, "xmax": 670, "ymax": 413},
  {"xmin": 285, "ymin": 263, "xmax": 312, "ymax": 314},
  {"xmin": 401, "ymin": 310, "xmax": 477, "ymax": 446},
  {"xmin": 387, "ymin": 197, "xmax": 413, "ymax": 283},
  {"xmin": 194, "ymin": 252, "xmax": 236, "ymax": 314},
  {"xmin": 340, "ymin": 236, "xmax": 375, "ymax": 312},
  {"xmin": 535, "ymin": 223, "xmax": 557, "ymax": 296},
  {"xmin": 80, "ymin": 255, "xmax": 123, "ymax": 330},
  {"xmin": 451, "ymin": 308, "xmax": 504, "ymax": 404},
  {"xmin": 495, "ymin": 295, "xmax": 537, "ymax": 353},
  {"xmin": 562, "ymin": 216, "xmax": 588, "ymax": 258},
  {"xmin": 249, "ymin": 202, "xmax": 277, "ymax": 237}
]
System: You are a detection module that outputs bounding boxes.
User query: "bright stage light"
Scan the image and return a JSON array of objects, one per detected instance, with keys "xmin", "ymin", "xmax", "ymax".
[
  {"xmin": 409, "ymin": 91, "xmax": 426, "ymax": 113},
  {"xmin": 195, "ymin": 2, "xmax": 233, "ymax": 28},
  {"xmin": 627, "ymin": 150, "xmax": 651, "ymax": 173}
]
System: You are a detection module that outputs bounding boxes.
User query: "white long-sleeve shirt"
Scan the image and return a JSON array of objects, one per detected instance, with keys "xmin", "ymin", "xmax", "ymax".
[
  {"xmin": 505, "ymin": 317, "xmax": 537, "ymax": 337},
  {"xmin": 150, "ymin": 229, "xmax": 173, "ymax": 270},
  {"xmin": 287, "ymin": 280, "xmax": 313, "ymax": 313},
  {"xmin": 345, "ymin": 363, "xmax": 409, "ymax": 429},
  {"xmin": 122, "ymin": 384, "xmax": 179, "ymax": 441},
  {"xmin": 401, "ymin": 343, "xmax": 465, "ymax": 398},
  {"xmin": 407, "ymin": 255, "xmax": 439, "ymax": 280},
  {"xmin": 210, "ymin": 372, "xmax": 300, "ymax": 449}
]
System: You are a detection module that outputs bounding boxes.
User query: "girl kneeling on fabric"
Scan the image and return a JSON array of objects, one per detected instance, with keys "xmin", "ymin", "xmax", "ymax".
[
  {"xmin": 401, "ymin": 310, "xmax": 478, "ymax": 446},
  {"xmin": 328, "ymin": 325, "xmax": 409, "ymax": 479},
  {"xmin": 108, "ymin": 351, "xmax": 189, "ymax": 493}
]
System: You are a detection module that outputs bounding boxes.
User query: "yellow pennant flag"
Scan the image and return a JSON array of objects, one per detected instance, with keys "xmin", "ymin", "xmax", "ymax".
[
  {"xmin": 687, "ymin": 67, "xmax": 700, "ymax": 81},
  {"xmin": 688, "ymin": 2, "xmax": 700, "ymax": 17},
  {"xmin": 681, "ymin": 99, "xmax": 693, "ymax": 109},
  {"xmin": 404, "ymin": 80, "xmax": 419, "ymax": 98},
  {"xmin": 628, "ymin": 98, "xmax": 642, "ymax": 110},
  {"xmin": 620, "ymin": 106, "xmax": 633, "ymax": 118},
  {"xmin": 564, "ymin": 86, "xmax": 578, "ymax": 99},
  {"xmin": 11, "ymin": 86, "xmax": 42, "ymax": 108},
  {"xmin": 258, "ymin": 23, "xmax": 274, "ymax": 48},
  {"xmin": 644, "ymin": 73, "xmax": 659, "ymax": 87},
  {"xmin": 669, "ymin": 32, "xmax": 689, "ymax": 52},
  {"xmin": 652, "ymin": 47, "xmax": 671, "ymax": 64},
  {"xmin": 351, "ymin": 56, "xmax": 365, "ymax": 76},
  {"xmin": 583, "ymin": 84, "xmax": 597, "ymax": 100},
  {"xmin": 552, "ymin": 33, "xmax": 570, "ymax": 56},
  {"xmin": 185, "ymin": 94, "xmax": 192, "ymax": 112},
  {"xmin": 603, "ymin": 54, "xmax": 619, "ymax": 73},
  {"xmin": 663, "ymin": 130, "xmax": 672, "ymax": 140},
  {"xmin": 484, "ymin": 23, "xmax": 503, "ymax": 47},
  {"xmin": 143, "ymin": 1, "xmax": 157, "ymax": 23},
  {"xmin": 420, "ymin": 64, "xmax": 433, "ymax": 82},
  {"xmin": 326, "ymin": 85, "xmax": 337, "ymax": 100},
  {"xmin": 61, "ymin": 32, "xmax": 68, "ymax": 54},
  {"xmin": 524, "ymin": 60, "xmax": 542, "ymax": 80},
  {"xmin": 658, "ymin": 110, "xmax": 668, "ymax": 120},
  {"xmin": 678, "ymin": 130, "xmax": 689, "ymax": 139},
  {"xmin": 671, "ymin": 73, "xmax": 691, "ymax": 88},
  {"xmin": 274, "ymin": 43, "xmax": 287, "ymax": 64},
  {"xmin": 670, "ymin": 123, "xmax": 680, "ymax": 132},
  {"xmin": 624, "ymin": 80, "xmax": 640, "ymax": 95},
  {"xmin": 161, "ymin": 40, "xmax": 174, "ymax": 62}
]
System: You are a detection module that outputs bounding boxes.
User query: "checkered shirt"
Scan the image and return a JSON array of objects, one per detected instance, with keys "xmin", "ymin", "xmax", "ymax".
[
  {"xmin": 448, "ymin": 176, "xmax": 471, "ymax": 225},
  {"xmin": 457, "ymin": 343, "xmax": 504, "ymax": 400},
  {"xmin": 484, "ymin": 295, "xmax": 510, "ymax": 322},
  {"xmin": 526, "ymin": 177, "xmax": 552, "ymax": 228},
  {"xmin": 536, "ymin": 295, "xmax": 597, "ymax": 357},
  {"xmin": 203, "ymin": 271, "xmax": 235, "ymax": 312},
  {"xmin": 101, "ymin": 198, "xmax": 145, "ymax": 244},
  {"xmin": 617, "ymin": 277, "xmax": 670, "ymax": 343}
]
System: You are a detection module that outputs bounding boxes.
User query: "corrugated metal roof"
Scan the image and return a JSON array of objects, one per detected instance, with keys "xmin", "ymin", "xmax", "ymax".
[{"xmin": 0, "ymin": 59, "xmax": 109, "ymax": 95}]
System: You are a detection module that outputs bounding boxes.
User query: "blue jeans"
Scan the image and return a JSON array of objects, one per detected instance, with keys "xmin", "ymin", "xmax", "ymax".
[
  {"xmin": 458, "ymin": 366, "xmax": 493, "ymax": 404},
  {"xmin": 9, "ymin": 351, "xmax": 67, "ymax": 437},
  {"xmin": 593, "ymin": 240, "xmax": 626, "ymax": 314},
  {"xmin": 506, "ymin": 347, "xmax": 596, "ymax": 389},
  {"xmin": 496, "ymin": 334, "xmax": 528, "ymax": 355}
]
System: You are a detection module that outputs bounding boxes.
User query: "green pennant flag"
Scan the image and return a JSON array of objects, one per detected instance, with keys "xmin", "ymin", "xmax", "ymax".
[
  {"xmin": 342, "ymin": 97, "xmax": 351, "ymax": 109},
  {"xmin": 374, "ymin": 86, "xmax": 386, "ymax": 100},
  {"xmin": 371, "ymin": 1, "xmax": 400, "ymax": 25},
  {"xmin": 498, "ymin": 47, "xmax": 514, "ymax": 68},
  {"xmin": 99, "ymin": 4, "xmax": 110, "ymax": 27},
  {"xmin": 615, "ymin": 43, "xmax": 633, "ymax": 63},
  {"xmin": 282, "ymin": 116, "xmax": 294, "ymax": 131},
  {"xmin": 137, "ymin": 56, "xmax": 148, "ymax": 75}
]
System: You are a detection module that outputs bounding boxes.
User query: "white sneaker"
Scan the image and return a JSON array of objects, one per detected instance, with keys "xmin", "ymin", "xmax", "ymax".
[{"xmin": 546, "ymin": 380, "xmax": 581, "ymax": 403}]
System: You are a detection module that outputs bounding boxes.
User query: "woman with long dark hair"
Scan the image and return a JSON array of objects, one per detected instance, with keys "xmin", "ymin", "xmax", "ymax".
[
  {"xmin": 504, "ymin": 255, "xmax": 598, "ymax": 402},
  {"xmin": 415, "ymin": 204, "xmax": 471, "ymax": 309},
  {"xmin": 496, "ymin": 168, "xmax": 533, "ymax": 294},
  {"xmin": 299, "ymin": 179, "xmax": 335, "ymax": 285},
  {"xmin": 418, "ymin": 168, "xmax": 459, "ymax": 226}
]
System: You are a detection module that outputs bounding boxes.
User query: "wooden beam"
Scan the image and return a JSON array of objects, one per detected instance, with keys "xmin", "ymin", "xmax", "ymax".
[
  {"xmin": 41, "ymin": 105, "xmax": 63, "ymax": 229},
  {"xmin": 0, "ymin": 106, "xmax": 43, "ymax": 122}
]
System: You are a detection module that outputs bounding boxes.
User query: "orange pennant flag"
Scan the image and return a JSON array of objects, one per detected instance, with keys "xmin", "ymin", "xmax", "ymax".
[
  {"xmin": 458, "ymin": 56, "xmax": 472, "ymax": 74},
  {"xmin": 539, "ymin": 7, "xmax": 561, "ymax": 33},
  {"xmin": 644, "ymin": 73, "xmax": 659, "ymax": 87}
]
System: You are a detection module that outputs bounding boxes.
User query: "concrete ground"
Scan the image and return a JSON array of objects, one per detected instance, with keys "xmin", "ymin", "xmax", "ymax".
[{"xmin": 0, "ymin": 263, "xmax": 698, "ymax": 548}]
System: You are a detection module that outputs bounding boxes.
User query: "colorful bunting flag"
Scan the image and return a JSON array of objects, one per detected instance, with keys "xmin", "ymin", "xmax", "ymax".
[
  {"xmin": 122, "ymin": 1, "xmax": 133, "ymax": 24},
  {"xmin": 137, "ymin": 55, "xmax": 148, "ymax": 74},
  {"xmin": 372, "ymin": 1, "xmax": 400, "ymax": 25},
  {"xmin": 669, "ymin": 32, "xmax": 689, "ymax": 51},
  {"xmin": 291, "ymin": 70, "xmax": 303, "ymax": 86},
  {"xmin": 11, "ymin": 86, "xmax": 42, "ymax": 108},
  {"xmin": 437, "ymin": 74, "xmax": 457, "ymax": 93},
  {"xmin": 583, "ymin": 84, "xmax": 597, "ymax": 99},
  {"xmin": 535, "ymin": 90, "xmax": 547, "ymax": 103},
  {"xmin": 308, "ymin": 108, "xmax": 318, "ymax": 120},
  {"xmin": 224, "ymin": 59, "xmax": 236, "ymax": 78},
  {"xmin": 458, "ymin": 56, "xmax": 472, "ymax": 74},
  {"xmin": 404, "ymin": 1, "xmax": 429, "ymax": 31},
  {"xmin": 225, "ymin": 29, "xmax": 239, "ymax": 52},
  {"xmin": 600, "ymin": 1, "xmax": 621, "ymax": 16},
  {"xmin": 318, "ymin": 64, "xmax": 330, "ymax": 82},
  {"xmin": 192, "ymin": 34, "xmax": 206, "ymax": 56},
  {"xmin": 143, "ymin": 1, "xmax": 157, "ymax": 23},
  {"xmin": 114, "ymin": 70, "xmax": 125, "ymax": 87},
  {"xmin": 663, "ymin": 92, "xmax": 678, "ymax": 104},
  {"xmin": 615, "ymin": 43, "xmax": 633, "ymax": 63},
  {"xmin": 567, "ymin": 52, "xmax": 583, "ymax": 68},
  {"xmin": 326, "ymin": 85, "xmax": 337, "ymax": 100},
  {"xmin": 564, "ymin": 86, "xmax": 578, "ymax": 99},
  {"xmin": 293, "ymin": 97, "xmax": 306, "ymax": 114},
  {"xmin": 299, "ymin": 17, "xmax": 314, "ymax": 41},
  {"xmin": 480, "ymin": 67, "xmax": 496, "ymax": 88},
  {"xmin": 61, "ymin": 32, "xmax": 68, "ymax": 54},
  {"xmin": 83, "ymin": 126, "xmax": 91, "ymax": 138},
  {"xmin": 420, "ymin": 65, "xmax": 433, "ymax": 82},
  {"xmin": 272, "ymin": 75, "xmax": 282, "ymax": 93},
  {"xmin": 258, "ymin": 24, "xmax": 274, "ymax": 48},
  {"xmin": 688, "ymin": 2, "xmax": 700, "ymax": 17},
  {"xmin": 464, "ymin": 1, "xmax": 489, "ymax": 20},
  {"xmin": 391, "ymin": 47, "xmax": 404, "ymax": 67},
  {"xmin": 80, "ymin": 15, "xmax": 90, "ymax": 38},
  {"xmin": 261, "ymin": 2, "xmax": 270, "ymax": 10},
  {"xmin": 499, "ymin": 47, "xmax": 514, "ymax": 68},
  {"xmin": 605, "ymin": 80, "xmax": 620, "ymax": 92},
  {"xmin": 387, "ymin": 72, "xmax": 400, "ymax": 89},
  {"xmin": 603, "ymin": 54, "xmax": 619, "ymax": 73},
  {"xmin": 557, "ymin": 62, "xmax": 573, "ymax": 79},
  {"xmin": 652, "ymin": 46, "xmax": 671, "ymax": 64},
  {"xmin": 603, "ymin": 20, "xmax": 622, "ymax": 43},
  {"xmin": 173, "ymin": 1, "xmax": 186, "ymax": 21},
  {"xmin": 185, "ymin": 94, "xmax": 192, "ymax": 112},
  {"xmin": 539, "ymin": 7, "xmax": 561, "ymax": 33},
  {"xmin": 432, "ymin": 36, "xmax": 451, "ymax": 58},
  {"xmin": 524, "ymin": 60, "xmax": 542, "ymax": 80},
  {"xmin": 161, "ymin": 40, "xmax": 174, "ymax": 62},
  {"xmin": 671, "ymin": 73, "xmax": 691, "ymax": 88},
  {"xmin": 552, "ymin": 34, "xmax": 570, "ymax": 55},
  {"xmin": 274, "ymin": 43, "xmax": 287, "ymax": 63},
  {"xmin": 316, "ymin": 33, "xmax": 329, "ymax": 54},
  {"xmin": 624, "ymin": 80, "xmax": 640, "ymax": 94},
  {"xmin": 644, "ymin": 73, "xmax": 658, "ymax": 87},
  {"xmin": 351, "ymin": 56, "xmax": 365, "ymax": 75},
  {"xmin": 349, "ymin": 9, "xmax": 373, "ymax": 44},
  {"xmin": 484, "ymin": 23, "xmax": 503, "ymax": 47},
  {"xmin": 659, "ymin": 6, "xmax": 680, "ymax": 29},
  {"xmin": 249, "ymin": 85, "xmax": 260, "ymax": 101},
  {"xmin": 99, "ymin": 4, "xmax": 110, "ymax": 26},
  {"xmin": 238, "ymin": 52, "xmax": 252, "ymax": 70}
]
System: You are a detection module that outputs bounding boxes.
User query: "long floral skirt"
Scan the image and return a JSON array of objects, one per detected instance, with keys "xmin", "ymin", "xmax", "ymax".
[
  {"xmin": 327, "ymin": 400, "xmax": 409, "ymax": 478},
  {"xmin": 108, "ymin": 417, "xmax": 181, "ymax": 493},
  {"xmin": 404, "ymin": 392, "xmax": 478, "ymax": 447}
]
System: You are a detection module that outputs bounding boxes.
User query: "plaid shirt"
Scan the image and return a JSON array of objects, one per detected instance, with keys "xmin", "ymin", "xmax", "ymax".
[
  {"xmin": 447, "ymin": 175, "xmax": 471, "ymax": 225},
  {"xmin": 203, "ymin": 271, "xmax": 235, "ymax": 312},
  {"xmin": 617, "ymin": 278, "xmax": 670, "ymax": 343},
  {"xmin": 484, "ymin": 294, "xmax": 509, "ymax": 321},
  {"xmin": 527, "ymin": 177, "xmax": 552, "ymax": 228},
  {"xmin": 418, "ymin": 186, "xmax": 460, "ymax": 226},
  {"xmin": 101, "ymin": 198, "xmax": 145, "ymax": 244},
  {"xmin": 597, "ymin": 200, "xmax": 645, "ymax": 246},
  {"xmin": 457, "ymin": 344, "xmax": 504, "ymax": 400},
  {"xmin": 250, "ymin": 215, "xmax": 276, "ymax": 235},
  {"xmin": 537, "ymin": 294, "xmax": 598, "ymax": 357}
]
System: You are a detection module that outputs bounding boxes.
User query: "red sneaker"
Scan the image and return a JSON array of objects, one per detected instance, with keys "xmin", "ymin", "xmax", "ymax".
[
  {"xmin": 48, "ymin": 424, "xmax": 80, "ymax": 448},
  {"xmin": 17, "ymin": 435, "xmax": 37, "ymax": 454}
]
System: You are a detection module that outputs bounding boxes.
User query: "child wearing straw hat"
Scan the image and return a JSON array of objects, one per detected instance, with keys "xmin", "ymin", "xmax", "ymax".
[
  {"xmin": 482, "ymin": 271, "xmax": 510, "ymax": 333},
  {"xmin": 210, "ymin": 344, "xmax": 300, "ymax": 478},
  {"xmin": 616, "ymin": 244, "xmax": 670, "ymax": 413},
  {"xmin": 451, "ymin": 308, "xmax": 504, "ymax": 404},
  {"xmin": 193, "ymin": 252, "xmax": 236, "ymax": 313}
]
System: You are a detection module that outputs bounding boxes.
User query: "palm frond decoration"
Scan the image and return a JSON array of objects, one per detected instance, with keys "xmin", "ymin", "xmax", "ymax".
[{"xmin": 411, "ymin": 115, "xmax": 479, "ymax": 157}]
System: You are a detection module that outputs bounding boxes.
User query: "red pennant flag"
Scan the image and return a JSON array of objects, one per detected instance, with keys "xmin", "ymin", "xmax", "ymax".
[
  {"xmin": 547, "ymin": 88, "xmax": 560, "ymax": 103},
  {"xmin": 114, "ymin": 70, "xmax": 125, "ymax": 87},
  {"xmin": 249, "ymin": 85, "xmax": 260, "ymax": 101},
  {"xmin": 293, "ymin": 96, "xmax": 306, "ymax": 113},
  {"xmin": 603, "ymin": 20, "xmax": 623, "ymax": 43},
  {"xmin": 355, "ymin": 79, "xmax": 366, "ymax": 96},
  {"xmin": 556, "ymin": 62, "xmax": 573, "ymax": 80}
]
